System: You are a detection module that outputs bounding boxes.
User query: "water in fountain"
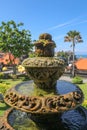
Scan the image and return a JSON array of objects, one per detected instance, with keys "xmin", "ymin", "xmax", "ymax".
[{"xmin": 8, "ymin": 109, "xmax": 40, "ymax": 130}]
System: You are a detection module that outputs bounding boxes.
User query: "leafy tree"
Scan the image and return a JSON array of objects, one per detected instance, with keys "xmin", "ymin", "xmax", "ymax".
[
  {"xmin": 0, "ymin": 20, "xmax": 33, "ymax": 74},
  {"xmin": 57, "ymin": 51, "xmax": 68, "ymax": 64},
  {"xmin": 64, "ymin": 30, "xmax": 83, "ymax": 77},
  {"xmin": 56, "ymin": 50, "xmax": 77, "ymax": 66}
]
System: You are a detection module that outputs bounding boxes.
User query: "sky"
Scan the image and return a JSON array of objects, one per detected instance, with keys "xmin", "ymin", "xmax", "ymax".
[{"xmin": 0, "ymin": 0, "xmax": 87, "ymax": 54}]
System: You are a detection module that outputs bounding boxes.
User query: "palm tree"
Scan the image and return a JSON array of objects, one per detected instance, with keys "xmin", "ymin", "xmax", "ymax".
[{"xmin": 64, "ymin": 30, "xmax": 83, "ymax": 77}]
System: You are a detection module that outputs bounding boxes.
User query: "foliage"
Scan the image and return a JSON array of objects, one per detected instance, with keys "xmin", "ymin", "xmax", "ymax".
[
  {"xmin": 29, "ymin": 52, "xmax": 37, "ymax": 57},
  {"xmin": 35, "ymin": 33, "xmax": 56, "ymax": 47},
  {"xmin": 9, "ymin": 74, "xmax": 18, "ymax": 80},
  {"xmin": 0, "ymin": 77, "xmax": 27, "ymax": 87},
  {"xmin": 0, "ymin": 20, "xmax": 33, "ymax": 60},
  {"xmin": 64, "ymin": 30, "xmax": 83, "ymax": 44},
  {"xmin": 78, "ymin": 83, "xmax": 87, "ymax": 100},
  {"xmin": 0, "ymin": 74, "xmax": 29, "ymax": 95},
  {"xmin": 82, "ymin": 100, "xmax": 87, "ymax": 109},
  {"xmin": 0, "ymin": 72, "xmax": 4, "ymax": 78},
  {"xmin": 17, "ymin": 73, "xmax": 29, "ymax": 81},
  {"xmin": 56, "ymin": 50, "xmax": 77, "ymax": 64},
  {"xmin": 72, "ymin": 76, "xmax": 83, "ymax": 84},
  {"xmin": 57, "ymin": 51, "xmax": 69, "ymax": 59},
  {"xmin": 0, "ymin": 83, "xmax": 10, "ymax": 94},
  {"xmin": 0, "ymin": 20, "xmax": 33, "ymax": 74},
  {"xmin": 0, "ymin": 72, "xmax": 11, "ymax": 79},
  {"xmin": 35, "ymin": 39, "xmax": 56, "ymax": 48}
]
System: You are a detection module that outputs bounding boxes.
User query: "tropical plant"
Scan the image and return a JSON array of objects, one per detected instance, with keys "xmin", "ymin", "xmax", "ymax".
[
  {"xmin": 0, "ymin": 83, "xmax": 10, "ymax": 94},
  {"xmin": 0, "ymin": 20, "xmax": 33, "ymax": 74},
  {"xmin": 56, "ymin": 50, "xmax": 77, "ymax": 65},
  {"xmin": 72, "ymin": 76, "xmax": 83, "ymax": 84},
  {"xmin": 0, "ymin": 72, "xmax": 4, "ymax": 79},
  {"xmin": 64, "ymin": 30, "xmax": 83, "ymax": 77}
]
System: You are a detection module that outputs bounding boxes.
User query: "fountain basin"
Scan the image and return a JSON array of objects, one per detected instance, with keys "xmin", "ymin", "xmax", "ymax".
[
  {"xmin": 4, "ymin": 80, "xmax": 84, "ymax": 114},
  {"xmin": 22, "ymin": 57, "xmax": 65, "ymax": 88}
]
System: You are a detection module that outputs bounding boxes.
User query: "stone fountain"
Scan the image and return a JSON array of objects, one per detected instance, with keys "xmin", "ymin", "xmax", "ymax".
[{"xmin": 1, "ymin": 33, "xmax": 87, "ymax": 130}]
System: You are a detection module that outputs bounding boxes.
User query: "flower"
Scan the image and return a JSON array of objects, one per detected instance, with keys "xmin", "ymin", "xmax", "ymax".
[
  {"xmin": 17, "ymin": 65, "xmax": 25, "ymax": 73},
  {"xmin": 2, "ymin": 67, "xmax": 7, "ymax": 71}
]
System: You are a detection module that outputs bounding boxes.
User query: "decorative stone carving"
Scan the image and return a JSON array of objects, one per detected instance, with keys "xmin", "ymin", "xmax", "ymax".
[
  {"xmin": 34, "ymin": 33, "xmax": 56, "ymax": 57},
  {"xmin": 22, "ymin": 34, "xmax": 65, "ymax": 88},
  {"xmin": 22, "ymin": 57, "xmax": 65, "ymax": 88},
  {"xmin": 4, "ymin": 86, "xmax": 83, "ymax": 114}
]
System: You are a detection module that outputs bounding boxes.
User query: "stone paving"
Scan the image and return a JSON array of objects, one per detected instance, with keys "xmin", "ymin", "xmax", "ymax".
[{"xmin": 59, "ymin": 75, "xmax": 87, "ymax": 83}]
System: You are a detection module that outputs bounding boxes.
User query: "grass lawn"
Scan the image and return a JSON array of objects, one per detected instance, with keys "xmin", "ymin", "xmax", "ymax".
[
  {"xmin": 0, "ymin": 76, "xmax": 28, "ymax": 87},
  {"xmin": 0, "ymin": 102, "xmax": 10, "ymax": 116},
  {"xmin": 78, "ymin": 83, "xmax": 87, "ymax": 100},
  {"xmin": 0, "ymin": 75, "xmax": 29, "ymax": 116}
]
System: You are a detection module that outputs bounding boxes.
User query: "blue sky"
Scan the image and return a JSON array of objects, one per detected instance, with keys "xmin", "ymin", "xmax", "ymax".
[{"xmin": 0, "ymin": 0, "xmax": 87, "ymax": 54}]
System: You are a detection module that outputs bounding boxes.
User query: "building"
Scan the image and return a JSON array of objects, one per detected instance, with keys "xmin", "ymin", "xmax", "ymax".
[
  {"xmin": 75, "ymin": 58, "xmax": 87, "ymax": 76},
  {"xmin": 75, "ymin": 58, "xmax": 87, "ymax": 70}
]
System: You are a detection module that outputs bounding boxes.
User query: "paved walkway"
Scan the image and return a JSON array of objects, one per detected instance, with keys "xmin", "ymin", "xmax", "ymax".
[{"xmin": 59, "ymin": 75, "xmax": 87, "ymax": 83}]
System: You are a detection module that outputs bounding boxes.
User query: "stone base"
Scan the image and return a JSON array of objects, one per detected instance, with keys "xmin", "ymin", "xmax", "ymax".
[
  {"xmin": 28, "ymin": 106, "xmax": 87, "ymax": 130},
  {"xmin": 0, "ymin": 106, "xmax": 87, "ymax": 130}
]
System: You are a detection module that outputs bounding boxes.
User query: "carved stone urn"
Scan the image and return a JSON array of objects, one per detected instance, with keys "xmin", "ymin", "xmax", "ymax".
[
  {"xmin": 22, "ymin": 33, "xmax": 65, "ymax": 89},
  {"xmin": 34, "ymin": 33, "xmax": 56, "ymax": 57}
]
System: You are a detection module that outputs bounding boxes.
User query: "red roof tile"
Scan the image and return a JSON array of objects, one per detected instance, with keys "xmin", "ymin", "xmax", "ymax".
[{"xmin": 75, "ymin": 58, "xmax": 87, "ymax": 70}]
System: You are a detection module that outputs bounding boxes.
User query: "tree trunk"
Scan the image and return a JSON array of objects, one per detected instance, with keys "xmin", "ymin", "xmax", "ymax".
[
  {"xmin": 13, "ymin": 64, "xmax": 16, "ymax": 74},
  {"xmin": 72, "ymin": 39, "xmax": 75, "ymax": 77}
]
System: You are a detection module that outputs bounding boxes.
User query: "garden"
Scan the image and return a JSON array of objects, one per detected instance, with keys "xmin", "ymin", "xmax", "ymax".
[{"xmin": 0, "ymin": 72, "xmax": 29, "ymax": 116}]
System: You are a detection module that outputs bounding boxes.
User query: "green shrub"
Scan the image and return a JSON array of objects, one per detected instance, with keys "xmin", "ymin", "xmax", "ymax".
[
  {"xmin": 0, "ymin": 83, "xmax": 10, "ymax": 94},
  {"xmin": 72, "ymin": 76, "xmax": 83, "ymax": 84},
  {"xmin": 9, "ymin": 74, "xmax": 17, "ymax": 80},
  {"xmin": 0, "ymin": 72, "xmax": 4, "ymax": 78},
  {"xmin": 82, "ymin": 100, "xmax": 87, "ymax": 109},
  {"xmin": 0, "ymin": 72, "xmax": 10, "ymax": 79}
]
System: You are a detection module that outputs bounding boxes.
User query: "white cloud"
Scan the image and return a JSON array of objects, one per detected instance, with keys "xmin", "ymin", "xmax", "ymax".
[
  {"xmin": 71, "ymin": 20, "xmax": 87, "ymax": 26},
  {"xmin": 46, "ymin": 17, "xmax": 79, "ymax": 31},
  {"xmin": 48, "ymin": 22, "xmax": 71, "ymax": 30},
  {"xmin": 46, "ymin": 16, "xmax": 87, "ymax": 31}
]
